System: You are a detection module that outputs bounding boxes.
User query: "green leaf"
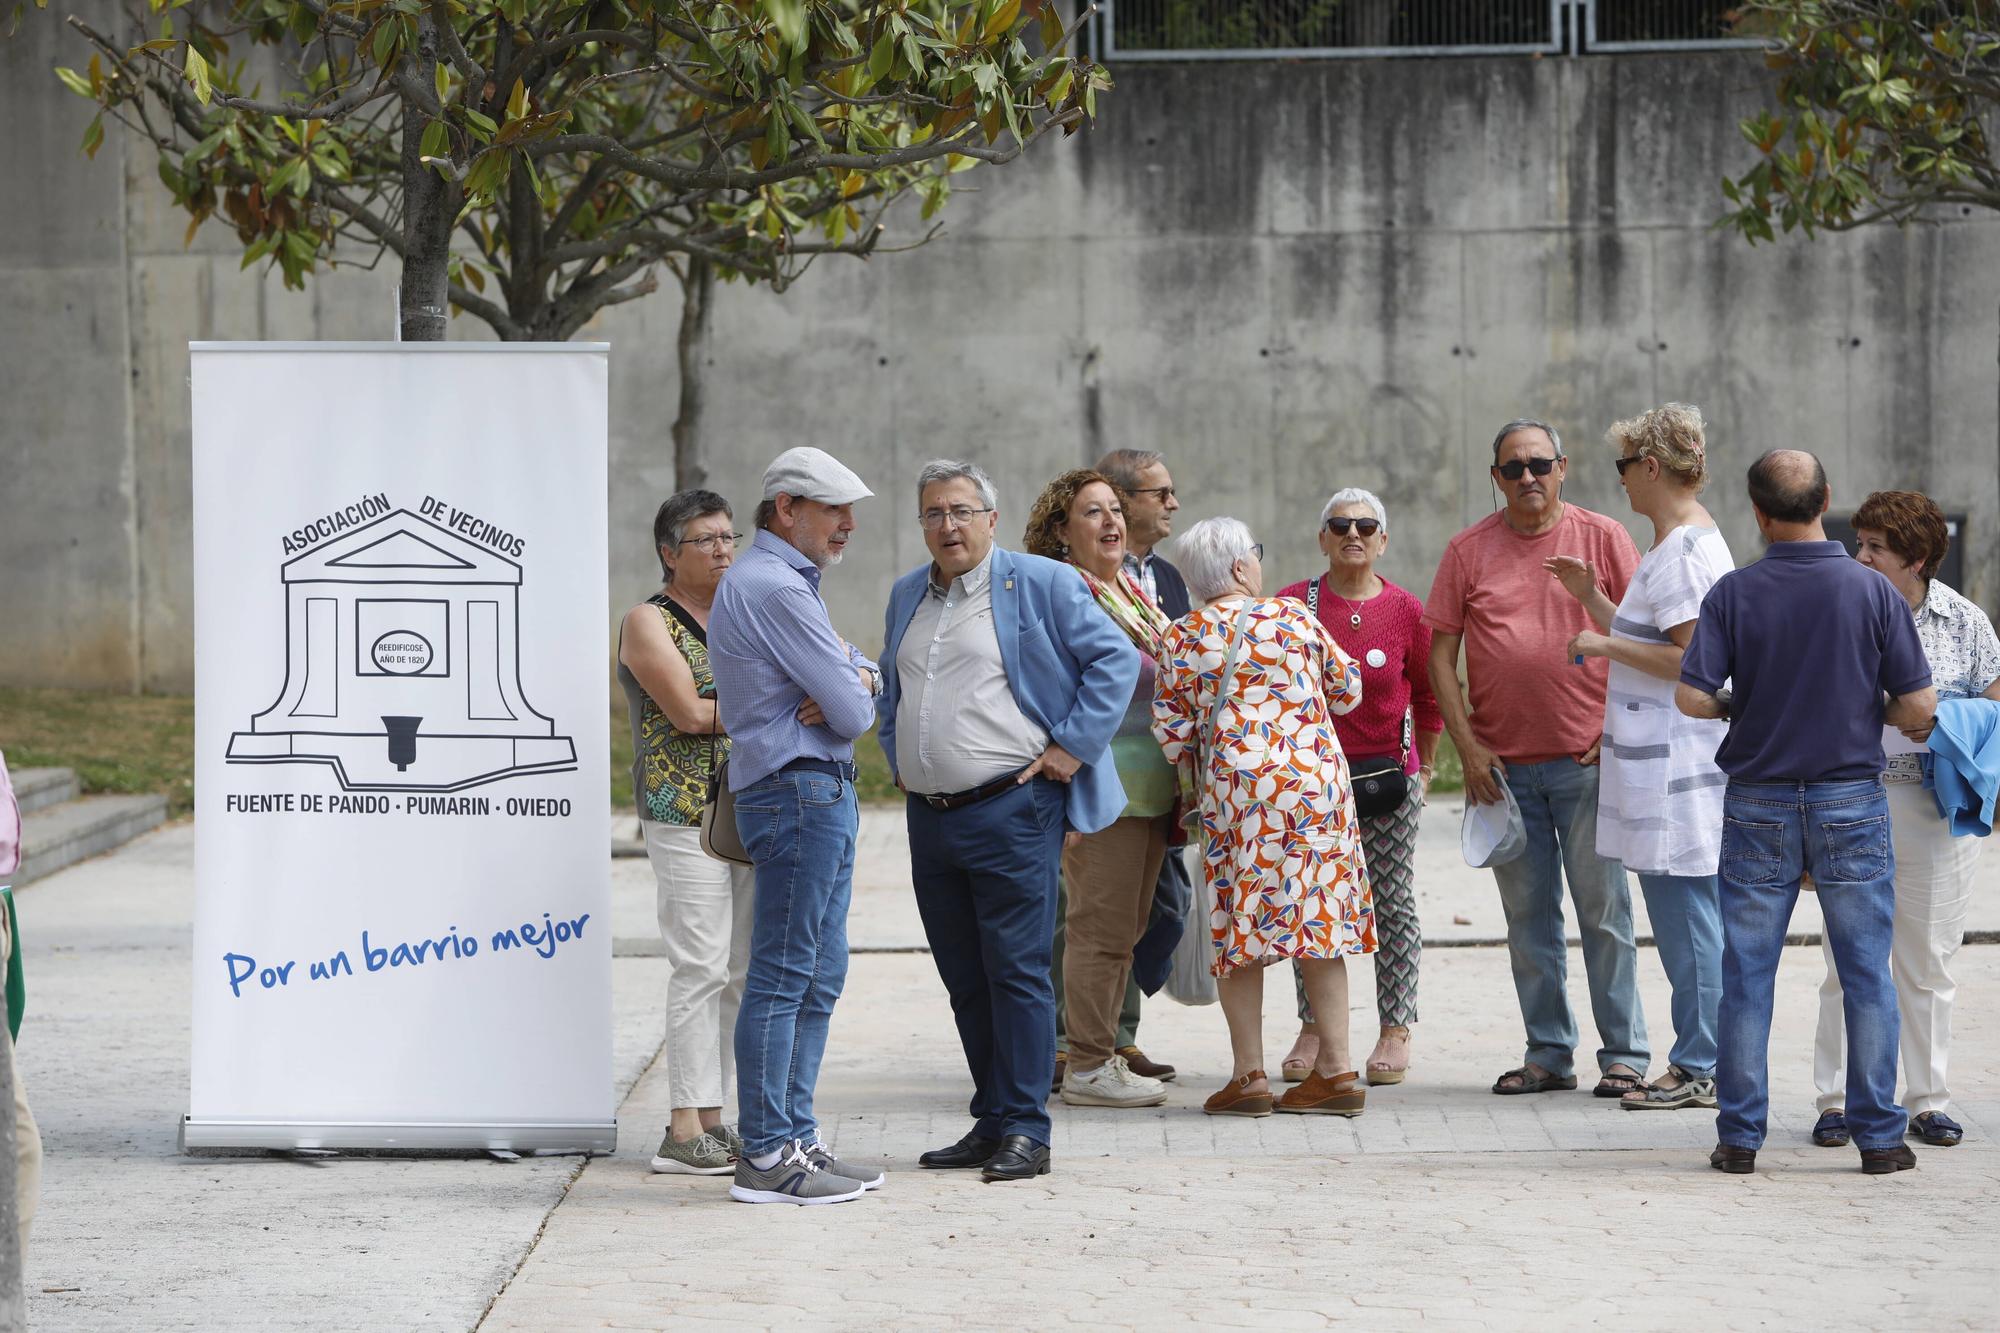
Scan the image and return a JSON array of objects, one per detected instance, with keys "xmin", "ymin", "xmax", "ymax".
[
  {"xmin": 434, "ymin": 62, "xmax": 449, "ymax": 105},
  {"xmin": 869, "ymin": 30, "xmax": 894, "ymax": 82},
  {"xmin": 760, "ymin": 0, "xmax": 805, "ymax": 50},
  {"xmin": 1039, "ymin": 3, "xmax": 1063, "ymax": 51},
  {"xmin": 183, "ymin": 45, "xmax": 212, "ymax": 105},
  {"xmin": 420, "ymin": 117, "xmax": 448, "ymax": 160},
  {"xmin": 765, "ymin": 106, "xmax": 789, "ymax": 166},
  {"xmin": 54, "ymin": 65, "xmax": 93, "ymax": 98},
  {"xmin": 506, "ymin": 78, "xmax": 527, "ymax": 123},
  {"xmin": 80, "ymin": 113, "xmax": 104, "ymax": 159},
  {"xmin": 984, "ymin": 0, "xmax": 1022, "ymax": 42},
  {"xmin": 463, "ymin": 107, "xmax": 498, "ymax": 138}
]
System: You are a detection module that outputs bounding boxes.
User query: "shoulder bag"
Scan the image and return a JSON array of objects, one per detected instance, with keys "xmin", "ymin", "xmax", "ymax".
[
  {"xmin": 1308, "ymin": 577, "xmax": 1409, "ymax": 820},
  {"xmin": 697, "ymin": 729, "xmax": 754, "ymax": 867}
]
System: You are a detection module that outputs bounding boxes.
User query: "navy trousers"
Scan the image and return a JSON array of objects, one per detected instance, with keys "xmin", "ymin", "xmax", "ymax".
[{"xmin": 907, "ymin": 778, "xmax": 1067, "ymax": 1146}]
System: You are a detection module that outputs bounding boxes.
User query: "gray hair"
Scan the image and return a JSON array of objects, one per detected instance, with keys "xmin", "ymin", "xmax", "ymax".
[
  {"xmin": 1176, "ymin": 516, "xmax": 1258, "ymax": 602},
  {"xmin": 914, "ymin": 459, "xmax": 998, "ymax": 511},
  {"xmin": 1320, "ymin": 487, "xmax": 1388, "ymax": 531},
  {"xmin": 653, "ymin": 489, "xmax": 732, "ymax": 578},
  {"xmin": 1490, "ymin": 418, "xmax": 1564, "ymax": 464},
  {"xmin": 1095, "ymin": 448, "xmax": 1165, "ymax": 493}
]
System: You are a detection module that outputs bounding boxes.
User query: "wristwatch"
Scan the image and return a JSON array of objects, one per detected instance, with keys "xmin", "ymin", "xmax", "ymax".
[{"xmin": 863, "ymin": 666, "xmax": 883, "ymax": 698}]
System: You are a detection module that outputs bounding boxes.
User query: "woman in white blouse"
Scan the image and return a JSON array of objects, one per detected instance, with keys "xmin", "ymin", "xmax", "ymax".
[
  {"xmin": 1810, "ymin": 491, "xmax": 2000, "ymax": 1150},
  {"xmin": 1548, "ymin": 404, "xmax": 1733, "ymax": 1111}
]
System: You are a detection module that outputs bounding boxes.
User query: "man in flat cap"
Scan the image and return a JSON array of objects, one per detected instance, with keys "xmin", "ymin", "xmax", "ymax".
[{"xmin": 708, "ymin": 446, "xmax": 883, "ymax": 1206}]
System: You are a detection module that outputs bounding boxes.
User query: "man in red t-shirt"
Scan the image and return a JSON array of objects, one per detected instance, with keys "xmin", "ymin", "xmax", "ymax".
[{"xmin": 1425, "ymin": 418, "xmax": 1650, "ymax": 1100}]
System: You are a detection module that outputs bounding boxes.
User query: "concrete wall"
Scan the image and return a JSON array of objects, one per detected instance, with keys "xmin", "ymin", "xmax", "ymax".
[{"xmin": 5, "ymin": 45, "xmax": 1997, "ymax": 692}]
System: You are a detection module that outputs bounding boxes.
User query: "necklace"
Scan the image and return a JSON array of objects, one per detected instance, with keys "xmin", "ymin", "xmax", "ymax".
[{"xmin": 1320, "ymin": 574, "xmax": 1368, "ymax": 628}]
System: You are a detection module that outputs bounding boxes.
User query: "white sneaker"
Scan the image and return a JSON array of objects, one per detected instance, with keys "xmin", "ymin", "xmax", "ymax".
[{"xmin": 1061, "ymin": 1054, "xmax": 1168, "ymax": 1108}]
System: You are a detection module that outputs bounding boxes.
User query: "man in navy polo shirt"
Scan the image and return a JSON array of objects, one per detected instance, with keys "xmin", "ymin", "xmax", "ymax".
[{"xmin": 1677, "ymin": 449, "xmax": 1936, "ymax": 1176}]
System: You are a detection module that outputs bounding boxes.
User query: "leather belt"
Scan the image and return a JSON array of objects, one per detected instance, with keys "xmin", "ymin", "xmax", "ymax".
[
  {"xmin": 917, "ymin": 769, "xmax": 1031, "ymax": 812},
  {"xmin": 781, "ymin": 757, "xmax": 857, "ymax": 783}
]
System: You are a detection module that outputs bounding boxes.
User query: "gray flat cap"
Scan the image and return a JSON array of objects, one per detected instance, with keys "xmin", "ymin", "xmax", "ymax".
[{"xmin": 761, "ymin": 446, "xmax": 873, "ymax": 506}]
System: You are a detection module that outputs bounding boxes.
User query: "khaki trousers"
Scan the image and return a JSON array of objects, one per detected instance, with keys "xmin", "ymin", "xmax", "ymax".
[{"xmin": 1060, "ymin": 815, "xmax": 1168, "ymax": 1072}]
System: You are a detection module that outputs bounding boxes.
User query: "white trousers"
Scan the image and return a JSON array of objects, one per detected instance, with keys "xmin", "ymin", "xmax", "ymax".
[
  {"xmin": 1813, "ymin": 781, "xmax": 1980, "ymax": 1117},
  {"xmin": 0, "ymin": 897, "xmax": 38, "ymax": 1257},
  {"xmin": 644, "ymin": 821, "xmax": 756, "ymax": 1112}
]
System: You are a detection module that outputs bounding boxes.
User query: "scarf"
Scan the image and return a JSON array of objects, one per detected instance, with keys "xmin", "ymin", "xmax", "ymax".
[{"xmin": 1075, "ymin": 564, "xmax": 1171, "ymax": 658}]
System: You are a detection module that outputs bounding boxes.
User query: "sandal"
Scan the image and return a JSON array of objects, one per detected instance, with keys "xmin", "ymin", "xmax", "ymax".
[
  {"xmin": 1203, "ymin": 1070, "xmax": 1273, "ymax": 1118},
  {"xmin": 1365, "ymin": 1025, "xmax": 1412, "ymax": 1086},
  {"xmin": 1909, "ymin": 1111, "xmax": 1963, "ymax": 1147},
  {"xmin": 1593, "ymin": 1065, "xmax": 1645, "ymax": 1098},
  {"xmin": 1619, "ymin": 1065, "xmax": 1717, "ymax": 1111},
  {"xmin": 1492, "ymin": 1064, "xmax": 1577, "ymax": 1096},
  {"xmin": 1280, "ymin": 1031, "xmax": 1319, "ymax": 1084}
]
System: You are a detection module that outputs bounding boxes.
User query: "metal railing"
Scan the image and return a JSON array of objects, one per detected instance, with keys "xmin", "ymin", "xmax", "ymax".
[
  {"xmin": 1585, "ymin": 0, "xmax": 1771, "ymax": 51},
  {"xmin": 1096, "ymin": 0, "xmax": 1769, "ymax": 60}
]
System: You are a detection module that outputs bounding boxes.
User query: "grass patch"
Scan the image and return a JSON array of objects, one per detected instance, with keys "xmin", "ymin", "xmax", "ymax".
[{"xmin": 0, "ymin": 687, "xmax": 197, "ymax": 818}]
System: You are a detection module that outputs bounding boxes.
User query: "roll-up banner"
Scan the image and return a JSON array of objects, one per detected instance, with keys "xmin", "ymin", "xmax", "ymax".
[{"xmin": 184, "ymin": 343, "xmax": 614, "ymax": 1152}]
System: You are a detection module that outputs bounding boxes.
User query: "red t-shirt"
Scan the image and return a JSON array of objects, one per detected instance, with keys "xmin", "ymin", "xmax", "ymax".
[
  {"xmin": 1423, "ymin": 505, "xmax": 1640, "ymax": 765},
  {"xmin": 1275, "ymin": 575, "xmax": 1443, "ymax": 773}
]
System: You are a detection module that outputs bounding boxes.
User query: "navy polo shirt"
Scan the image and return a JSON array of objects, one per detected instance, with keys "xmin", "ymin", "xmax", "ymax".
[{"xmin": 1681, "ymin": 541, "xmax": 1931, "ymax": 782}]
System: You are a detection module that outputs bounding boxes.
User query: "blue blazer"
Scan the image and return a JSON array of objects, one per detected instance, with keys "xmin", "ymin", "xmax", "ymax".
[{"xmin": 877, "ymin": 546, "xmax": 1139, "ymax": 835}]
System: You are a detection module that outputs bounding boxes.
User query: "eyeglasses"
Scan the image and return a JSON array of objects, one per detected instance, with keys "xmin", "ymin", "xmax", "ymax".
[
  {"xmin": 676, "ymin": 532, "xmax": 742, "ymax": 553},
  {"xmin": 918, "ymin": 506, "xmax": 994, "ymax": 531},
  {"xmin": 1243, "ymin": 543, "xmax": 1264, "ymax": 562},
  {"xmin": 1614, "ymin": 456, "xmax": 1646, "ymax": 475},
  {"xmin": 1494, "ymin": 456, "xmax": 1560, "ymax": 480},
  {"xmin": 1324, "ymin": 517, "xmax": 1381, "ymax": 537},
  {"xmin": 1127, "ymin": 486, "xmax": 1176, "ymax": 501}
]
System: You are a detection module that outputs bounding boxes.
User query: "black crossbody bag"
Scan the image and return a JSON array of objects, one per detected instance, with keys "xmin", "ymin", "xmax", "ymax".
[{"xmin": 1308, "ymin": 576, "xmax": 1410, "ymax": 820}]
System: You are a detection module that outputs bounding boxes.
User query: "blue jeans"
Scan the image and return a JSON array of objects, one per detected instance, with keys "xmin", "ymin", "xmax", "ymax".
[
  {"xmin": 1636, "ymin": 873, "xmax": 1722, "ymax": 1079},
  {"xmin": 1716, "ymin": 779, "xmax": 1903, "ymax": 1151},
  {"xmin": 907, "ymin": 779, "xmax": 1066, "ymax": 1146},
  {"xmin": 1489, "ymin": 758, "xmax": 1648, "ymax": 1079},
  {"xmin": 731, "ymin": 766, "xmax": 858, "ymax": 1158}
]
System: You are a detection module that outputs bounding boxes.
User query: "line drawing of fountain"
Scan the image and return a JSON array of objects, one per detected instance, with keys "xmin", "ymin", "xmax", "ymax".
[{"xmin": 224, "ymin": 508, "xmax": 577, "ymax": 792}]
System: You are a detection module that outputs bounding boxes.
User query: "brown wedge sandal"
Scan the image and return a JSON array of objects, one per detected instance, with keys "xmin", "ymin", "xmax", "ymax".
[{"xmin": 1203, "ymin": 1070, "xmax": 1274, "ymax": 1118}]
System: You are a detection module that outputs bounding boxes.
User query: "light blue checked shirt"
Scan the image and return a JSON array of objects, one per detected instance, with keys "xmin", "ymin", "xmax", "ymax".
[{"xmin": 708, "ymin": 529, "xmax": 879, "ymax": 790}]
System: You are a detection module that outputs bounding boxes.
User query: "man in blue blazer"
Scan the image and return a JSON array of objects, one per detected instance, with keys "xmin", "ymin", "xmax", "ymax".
[{"xmin": 878, "ymin": 460, "xmax": 1138, "ymax": 1182}]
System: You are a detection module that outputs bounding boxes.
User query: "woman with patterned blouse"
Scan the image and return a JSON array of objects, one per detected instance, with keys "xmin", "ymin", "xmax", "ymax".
[
  {"xmin": 1025, "ymin": 469, "xmax": 1180, "ymax": 1110},
  {"xmin": 1153, "ymin": 517, "xmax": 1377, "ymax": 1118},
  {"xmin": 1810, "ymin": 491, "xmax": 2000, "ymax": 1150},
  {"xmin": 617, "ymin": 490, "xmax": 754, "ymax": 1176}
]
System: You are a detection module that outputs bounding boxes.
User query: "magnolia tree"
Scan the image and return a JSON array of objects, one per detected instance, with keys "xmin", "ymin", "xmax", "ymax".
[
  {"xmin": 1721, "ymin": 0, "xmax": 1997, "ymax": 239},
  {"xmin": 52, "ymin": 0, "xmax": 1109, "ymax": 484}
]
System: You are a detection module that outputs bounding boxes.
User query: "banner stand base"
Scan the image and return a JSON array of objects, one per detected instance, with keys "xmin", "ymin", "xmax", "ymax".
[{"xmin": 180, "ymin": 1115, "xmax": 618, "ymax": 1154}]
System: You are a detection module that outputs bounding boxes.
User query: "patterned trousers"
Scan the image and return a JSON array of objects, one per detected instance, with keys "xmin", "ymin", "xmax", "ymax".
[{"xmin": 1297, "ymin": 782, "xmax": 1423, "ymax": 1027}]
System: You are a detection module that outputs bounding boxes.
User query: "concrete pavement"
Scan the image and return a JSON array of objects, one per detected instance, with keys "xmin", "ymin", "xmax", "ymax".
[{"xmin": 16, "ymin": 817, "xmax": 2000, "ymax": 1330}]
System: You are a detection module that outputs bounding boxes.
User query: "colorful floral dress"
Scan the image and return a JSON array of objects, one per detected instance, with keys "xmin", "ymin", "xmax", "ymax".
[{"xmin": 1151, "ymin": 596, "xmax": 1375, "ymax": 976}]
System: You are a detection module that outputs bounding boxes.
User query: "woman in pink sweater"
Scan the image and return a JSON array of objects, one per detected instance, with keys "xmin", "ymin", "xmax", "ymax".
[{"xmin": 1275, "ymin": 489, "xmax": 1444, "ymax": 1085}]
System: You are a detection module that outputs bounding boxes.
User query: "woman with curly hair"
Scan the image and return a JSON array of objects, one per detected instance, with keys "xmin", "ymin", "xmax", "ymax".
[
  {"xmin": 1809, "ymin": 490, "xmax": 2000, "ymax": 1150},
  {"xmin": 1024, "ymin": 469, "xmax": 1177, "ymax": 1109}
]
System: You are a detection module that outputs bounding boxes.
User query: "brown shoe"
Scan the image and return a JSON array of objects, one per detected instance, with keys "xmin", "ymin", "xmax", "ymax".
[
  {"xmin": 1203, "ymin": 1070, "xmax": 1273, "ymax": 1118},
  {"xmin": 1117, "ymin": 1045, "xmax": 1177, "ymax": 1083},
  {"xmin": 1276, "ymin": 1069, "xmax": 1366, "ymax": 1116},
  {"xmin": 1051, "ymin": 1053, "xmax": 1066, "ymax": 1095}
]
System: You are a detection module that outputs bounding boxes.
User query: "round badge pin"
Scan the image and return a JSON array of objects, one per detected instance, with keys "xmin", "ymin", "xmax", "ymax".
[{"xmin": 1365, "ymin": 648, "xmax": 1387, "ymax": 669}]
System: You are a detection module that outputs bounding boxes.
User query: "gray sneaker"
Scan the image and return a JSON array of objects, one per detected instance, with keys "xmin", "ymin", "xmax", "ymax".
[
  {"xmin": 650, "ymin": 1128, "xmax": 733, "ymax": 1175},
  {"xmin": 728, "ymin": 1142, "xmax": 867, "ymax": 1206},
  {"xmin": 718, "ymin": 1123, "xmax": 745, "ymax": 1159},
  {"xmin": 806, "ymin": 1136, "xmax": 884, "ymax": 1190}
]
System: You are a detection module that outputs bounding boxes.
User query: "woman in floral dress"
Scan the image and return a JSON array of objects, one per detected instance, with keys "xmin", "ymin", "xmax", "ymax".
[{"xmin": 1152, "ymin": 516, "xmax": 1376, "ymax": 1118}]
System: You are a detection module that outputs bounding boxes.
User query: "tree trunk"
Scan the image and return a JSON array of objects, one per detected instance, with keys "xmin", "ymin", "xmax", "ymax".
[
  {"xmin": 672, "ymin": 258, "xmax": 716, "ymax": 492},
  {"xmin": 399, "ymin": 20, "xmax": 460, "ymax": 342}
]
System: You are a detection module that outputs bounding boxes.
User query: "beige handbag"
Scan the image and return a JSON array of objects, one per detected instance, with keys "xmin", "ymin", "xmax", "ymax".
[{"xmin": 698, "ymin": 736, "xmax": 753, "ymax": 866}]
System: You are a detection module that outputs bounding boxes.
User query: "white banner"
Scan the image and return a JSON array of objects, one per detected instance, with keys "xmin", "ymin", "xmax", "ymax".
[{"xmin": 186, "ymin": 343, "xmax": 613, "ymax": 1151}]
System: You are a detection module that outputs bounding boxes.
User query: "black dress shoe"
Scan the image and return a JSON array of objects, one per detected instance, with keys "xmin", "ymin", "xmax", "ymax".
[
  {"xmin": 918, "ymin": 1132, "xmax": 1000, "ymax": 1170},
  {"xmin": 1860, "ymin": 1144, "xmax": 1918, "ymax": 1175},
  {"xmin": 1709, "ymin": 1144, "xmax": 1756, "ymax": 1175},
  {"xmin": 981, "ymin": 1134, "xmax": 1051, "ymax": 1182}
]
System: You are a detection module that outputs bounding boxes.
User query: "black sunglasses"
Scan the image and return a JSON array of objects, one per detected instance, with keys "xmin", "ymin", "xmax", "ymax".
[
  {"xmin": 1495, "ymin": 456, "xmax": 1560, "ymax": 480},
  {"xmin": 1614, "ymin": 456, "xmax": 1646, "ymax": 475},
  {"xmin": 1324, "ymin": 517, "xmax": 1381, "ymax": 537}
]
